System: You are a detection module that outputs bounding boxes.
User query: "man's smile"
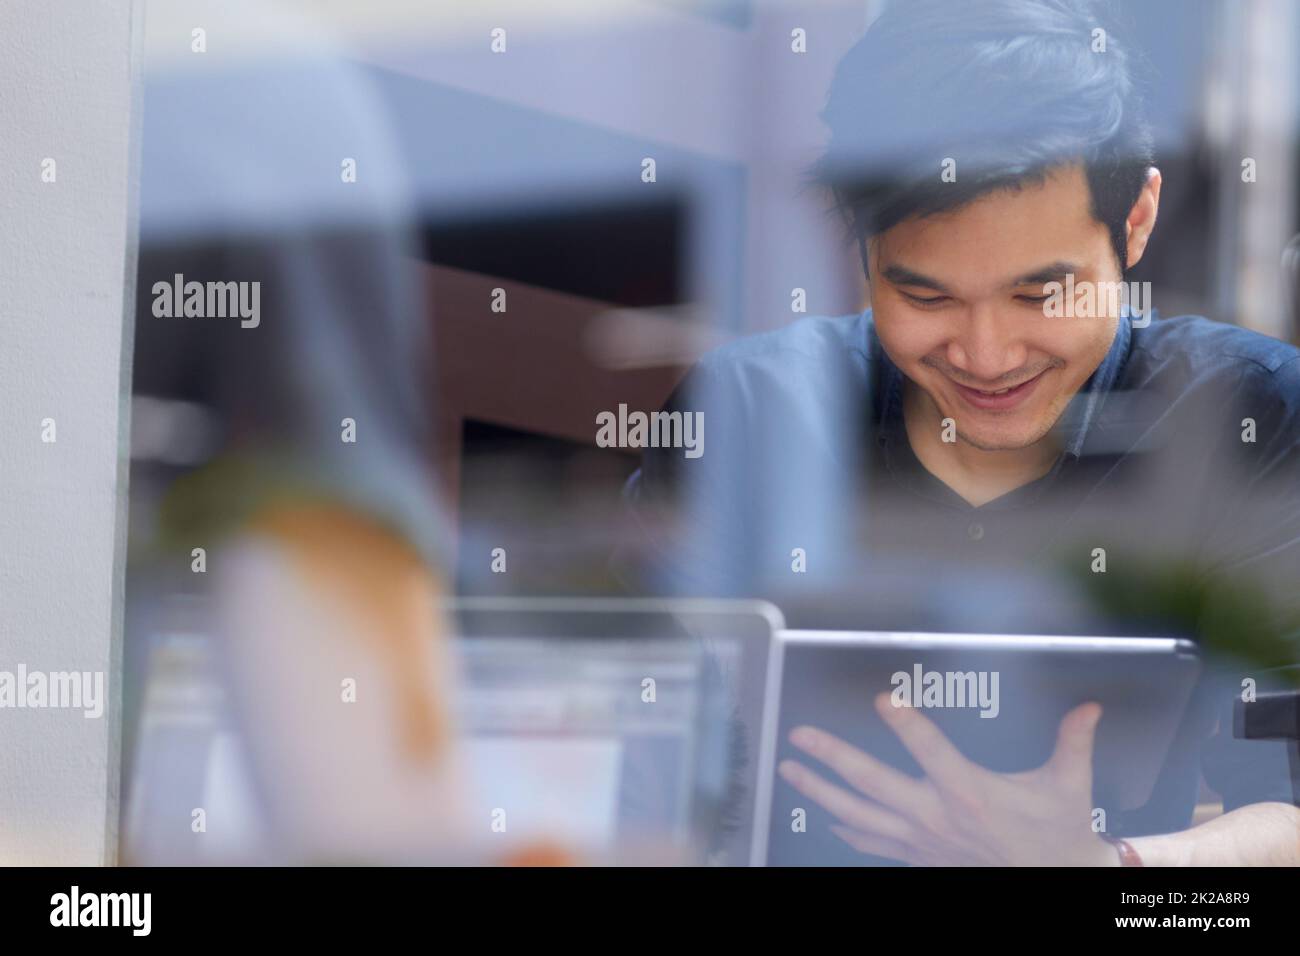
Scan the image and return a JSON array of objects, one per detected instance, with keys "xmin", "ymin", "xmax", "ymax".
[{"xmin": 950, "ymin": 366, "xmax": 1052, "ymax": 412}]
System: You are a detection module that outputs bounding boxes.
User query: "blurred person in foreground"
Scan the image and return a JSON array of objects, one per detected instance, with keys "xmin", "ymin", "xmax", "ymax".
[
  {"xmin": 628, "ymin": 0, "xmax": 1300, "ymax": 865},
  {"xmin": 126, "ymin": 0, "xmax": 575, "ymax": 865}
]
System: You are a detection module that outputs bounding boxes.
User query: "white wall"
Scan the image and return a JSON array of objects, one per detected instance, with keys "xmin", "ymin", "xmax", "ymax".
[{"xmin": 0, "ymin": 0, "xmax": 138, "ymax": 864}]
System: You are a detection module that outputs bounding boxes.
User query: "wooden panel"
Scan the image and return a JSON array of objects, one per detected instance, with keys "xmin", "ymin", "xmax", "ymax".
[{"xmin": 421, "ymin": 262, "xmax": 700, "ymax": 555}]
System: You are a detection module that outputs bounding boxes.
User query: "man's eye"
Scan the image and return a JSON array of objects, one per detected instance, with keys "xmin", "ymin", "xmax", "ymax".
[
  {"xmin": 901, "ymin": 292, "xmax": 949, "ymax": 306},
  {"xmin": 1016, "ymin": 293, "xmax": 1052, "ymax": 304}
]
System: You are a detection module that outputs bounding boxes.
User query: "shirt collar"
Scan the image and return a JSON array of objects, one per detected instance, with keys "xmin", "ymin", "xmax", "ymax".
[{"xmin": 1053, "ymin": 307, "xmax": 1133, "ymax": 458}]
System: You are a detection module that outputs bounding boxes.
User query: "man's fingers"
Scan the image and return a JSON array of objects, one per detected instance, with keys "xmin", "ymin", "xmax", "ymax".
[
  {"xmin": 829, "ymin": 825, "xmax": 913, "ymax": 863},
  {"xmin": 1046, "ymin": 701, "xmax": 1102, "ymax": 789},
  {"xmin": 778, "ymin": 759, "xmax": 914, "ymax": 841},
  {"xmin": 788, "ymin": 723, "xmax": 930, "ymax": 814},
  {"xmin": 874, "ymin": 692, "xmax": 980, "ymax": 794}
]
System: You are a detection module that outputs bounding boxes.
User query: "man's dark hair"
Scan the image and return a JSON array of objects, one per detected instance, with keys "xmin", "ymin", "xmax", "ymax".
[{"xmin": 805, "ymin": 0, "xmax": 1155, "ymax": 275}]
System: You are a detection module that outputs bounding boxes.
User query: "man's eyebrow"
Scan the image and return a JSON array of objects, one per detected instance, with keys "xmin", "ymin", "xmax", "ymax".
[
  {"xmin": 1010, "ymin": 261, "xmax": 1081, "ymax": 286},
  {"xmin": 880, "ymin": 264, "xmax": 951, "ymax": 293},
  {"xmin": 880, "ymin": 260, "xmax": 1083, "ymax": 293}
]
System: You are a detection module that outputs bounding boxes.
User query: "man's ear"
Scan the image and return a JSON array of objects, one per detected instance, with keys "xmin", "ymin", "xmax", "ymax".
[{"xmin": 1124, "ymin": 167, "xmax": 1162, "ymax": 270}]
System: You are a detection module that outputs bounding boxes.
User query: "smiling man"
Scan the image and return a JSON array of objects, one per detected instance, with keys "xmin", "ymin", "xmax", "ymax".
[
  {"xmin": 625, "ymin": 0, "xmax": 1300, "ymax": 866},
  {"xmin": 873, "ymin": 161, "xmax": 1154, "ymax": 508}
]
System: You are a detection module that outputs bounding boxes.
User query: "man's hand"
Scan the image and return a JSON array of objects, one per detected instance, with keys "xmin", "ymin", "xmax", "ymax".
[{"xmin": 777, "ymin": 693, "xmax": 1119, "ymax": 866}]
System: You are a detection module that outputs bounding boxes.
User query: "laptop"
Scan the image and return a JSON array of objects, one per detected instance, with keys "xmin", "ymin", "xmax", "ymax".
[
  {"xmin": 448, "ymin": 597, "xmax": 783, "ymax": 865},
  {"xmin": 124, "ymin": 594, "xmax": 781, "ymax": 865}
]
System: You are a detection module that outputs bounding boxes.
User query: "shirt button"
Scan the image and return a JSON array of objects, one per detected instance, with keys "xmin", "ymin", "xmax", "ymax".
[{"xmin": 967, "ymin": 521, "xmax": 985, "ymax": 541}]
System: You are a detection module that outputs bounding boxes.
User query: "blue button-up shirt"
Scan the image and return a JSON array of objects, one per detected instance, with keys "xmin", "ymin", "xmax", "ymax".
[{"xmin": 626, "ymin": 307, "xmax": 1300, "ymax": 848}]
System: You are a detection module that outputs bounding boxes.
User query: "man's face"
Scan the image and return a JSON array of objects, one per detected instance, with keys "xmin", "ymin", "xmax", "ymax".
[{"xmin": 869, "ymin": 164, "xmax": 1123, "ymax": 452}]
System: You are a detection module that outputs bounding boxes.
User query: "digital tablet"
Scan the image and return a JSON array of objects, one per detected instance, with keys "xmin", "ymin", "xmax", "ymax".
[{"xmin": 753, "ymin": 631, "xmax": 1201, "ymax": 866}]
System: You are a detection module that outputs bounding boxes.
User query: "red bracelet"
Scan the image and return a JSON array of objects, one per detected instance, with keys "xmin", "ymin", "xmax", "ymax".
[{"xmin": 1102, "ymin": 834, "xmax": 1144, "ymax": 867}]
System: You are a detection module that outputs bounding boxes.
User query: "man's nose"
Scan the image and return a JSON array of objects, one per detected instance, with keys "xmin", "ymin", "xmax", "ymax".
[{"xmin": 945, "ymin": 306, "xmax": 1029, "ymax": 383}]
